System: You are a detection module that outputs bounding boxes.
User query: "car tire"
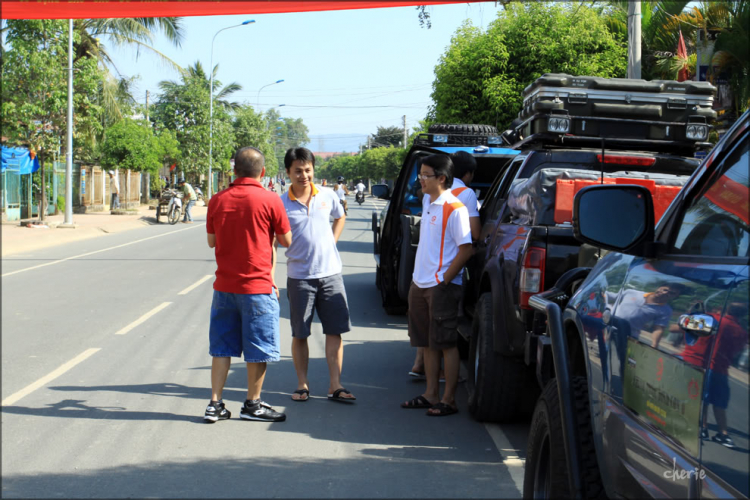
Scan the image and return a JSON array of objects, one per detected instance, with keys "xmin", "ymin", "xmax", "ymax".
[
  {"xmin": 427, "ymin": 124, "xmax": 499, "ymax": 135},
  {"xmin": 467, "ymin": 292, "xmax": 538, "ymax": 422},
  {"xmin": 375, "ymin": 265, "xmax": 381, "ymax": 290},
  {"xmin": 523, "ymin": 376, "xmax": 605, "ymax": 499}
]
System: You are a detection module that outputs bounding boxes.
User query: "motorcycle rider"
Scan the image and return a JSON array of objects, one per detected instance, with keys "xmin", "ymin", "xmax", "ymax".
[
  {"xmin": 335, "ymin": 176, "xmax": 349, "ymax": 214},
  {"xmin": 355, "ymin": 179, "xmax": 366, "ymax": 204}
]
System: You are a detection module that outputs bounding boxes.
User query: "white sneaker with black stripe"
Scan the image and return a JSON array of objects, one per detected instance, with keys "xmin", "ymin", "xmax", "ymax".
[
  {"xmin": 240, "ymin": 400, "xmax": 286, "ymax": 422},
  {"xmin": 204, "ymin": 400, "xmax": 231, "ymax": 423}
]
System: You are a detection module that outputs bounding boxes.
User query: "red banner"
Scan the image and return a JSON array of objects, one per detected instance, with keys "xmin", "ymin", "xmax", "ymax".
[
  {"xmin": 704, "ymin": 174, "xmax": 750, "ymax": 225},
  {"xmin": 1, "ymin": 0, "xmax": 478, "ymax": 20}
]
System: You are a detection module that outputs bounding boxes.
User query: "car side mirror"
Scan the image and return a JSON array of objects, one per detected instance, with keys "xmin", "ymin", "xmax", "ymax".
[
  {"xmin": 573, "ymin": 185, "xmax": 655, "ymax": 256},
  {"xmin": 372, "ymin": 184, "xmax": 390, "ymax": 200}
]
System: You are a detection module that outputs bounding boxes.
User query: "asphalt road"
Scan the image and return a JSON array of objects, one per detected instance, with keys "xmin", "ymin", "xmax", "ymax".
[{"xmin": 1, "ymin": 195, "xmax": 529, "ymax": 499}]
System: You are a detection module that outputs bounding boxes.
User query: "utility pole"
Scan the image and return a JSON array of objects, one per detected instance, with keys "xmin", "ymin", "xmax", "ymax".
[
  {"xmin": 403, "ymin": 115, "xmax": 408, "ymax": 148},
  {"xmin": 61, "ymin": 18, "xmax": 75, "ymax": 227},
  {"xmin": 367, "ymin": 136, "xmax": 371, "ymax": 150},
  {"xmin": 145, "ymin": 90, "xmax": 150, "ymax": 121},
  {"xmin": 627, "ymin": 1, "xmax": 641, "ymax": 79}
]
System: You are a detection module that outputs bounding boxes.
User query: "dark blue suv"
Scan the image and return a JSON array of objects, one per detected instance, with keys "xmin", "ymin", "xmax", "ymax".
[{"xmin": 526, "ymin": 110, "xmax": 749, "ymax": 499}]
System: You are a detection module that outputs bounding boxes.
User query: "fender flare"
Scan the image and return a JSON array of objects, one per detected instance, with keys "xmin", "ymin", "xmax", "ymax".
[{"xmin": 483, "ymin": 257, "xmax": 520, "ymax": 357}]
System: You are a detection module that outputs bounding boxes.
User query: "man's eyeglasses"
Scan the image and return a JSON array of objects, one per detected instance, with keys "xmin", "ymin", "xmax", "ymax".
[{"xmin": 417, "ymin": 174, "xmax": 437, "ymax": 180}]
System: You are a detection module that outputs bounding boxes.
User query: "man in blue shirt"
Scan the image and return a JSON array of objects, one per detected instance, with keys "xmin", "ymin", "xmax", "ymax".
[{"xmin": 280, "ymin": 147, "xmax": 356, "ymax": 404}]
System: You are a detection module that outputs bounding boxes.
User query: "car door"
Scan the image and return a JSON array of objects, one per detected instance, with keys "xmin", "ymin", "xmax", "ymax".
[
  {"xmin": 603, "ymin": 128, "xmax": 749, "ymax": 499},
  {"xmin": 470, "ymin": 155, "xmax": 528, "ymax": 301}
]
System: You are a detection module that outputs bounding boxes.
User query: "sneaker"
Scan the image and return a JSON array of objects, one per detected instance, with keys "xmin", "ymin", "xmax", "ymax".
[
  {"xmin": 240, "ymin": 400, "xmax": 286, "ymax": 422},
  {"xmin": 712, "ymin": 433, "xmax": 736, "ymax": 449},
  {"xmin": 204, "ymin": 400, "xmax": 231, "ymax": 423},
  {"xmin": 700, "ymin": 428, "xmax": 709, "ymax": 439}
]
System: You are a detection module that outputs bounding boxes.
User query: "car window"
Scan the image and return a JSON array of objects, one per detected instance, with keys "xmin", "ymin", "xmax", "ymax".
[
  {"xmin": 671, "ymin": 136, "xmax": 749, "ymax": 257},
  {"xmin": 402, "ymin": 155, "xmax": 425, "ymax": 216},
  {"xmin": 486, "ymin": 156, "xmax": 526, "ymax": 220}
]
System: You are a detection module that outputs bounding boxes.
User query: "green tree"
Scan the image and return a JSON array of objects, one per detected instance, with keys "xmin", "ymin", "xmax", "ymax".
[
  {"xmin": 370, "ymin": 125, "xmax": 405, "ymax": 148},
  {"xmin": 101, "ymin": 118, "xmax": 162, "ymax": 172},
  {"xmin": 430, "ymin": 3, "xmax": 627, "ymax": 127},
  {"xmin": 1, "ymin": 20, "xmax": 103, "ymax": 220},
  {"xmin": 152, "ymin": 63, "xmax": 235, "ymax": 179},
  {"xmin": 232, "ymin": 104, "xmax": 278, "ymax": 176},
  {"xmin": 266, "ymin": 108, "xmax": 310, "ymax": 169}
]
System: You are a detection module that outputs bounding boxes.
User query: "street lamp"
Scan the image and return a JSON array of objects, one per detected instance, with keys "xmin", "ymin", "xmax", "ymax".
[
  {"xmin": 209, "ymin": 19, "xmax": 254, "ymax": 200},
  {"xmin": 256, "ymin": 79, "xmax": 284, "ymax": 110}
]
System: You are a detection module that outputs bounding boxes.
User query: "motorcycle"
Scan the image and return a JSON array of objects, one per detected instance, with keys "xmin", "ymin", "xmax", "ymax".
[
  {"xmin": 194, "ymin": 186, "xmax": 204, "ymax": 203},
  {"xmin": 155, "ymin": 188, "xmax": 183, "ymax": 225},
  {"xmin": 355, "ymin": 190, "xmax": 365, "ymax": 205}
]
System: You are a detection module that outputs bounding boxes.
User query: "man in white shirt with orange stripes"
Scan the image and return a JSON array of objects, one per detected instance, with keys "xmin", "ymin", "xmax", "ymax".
[
  {"xmin": 408, "ymin": 151, "xmax": 480, "ymax": 382},
  {"xmin": 401, "ymin": 155, "xmax": 473, "ymax": 416}
]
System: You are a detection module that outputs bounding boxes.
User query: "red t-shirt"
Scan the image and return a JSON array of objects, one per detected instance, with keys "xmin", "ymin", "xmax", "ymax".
[
  {"xmin": 207, "ymin": 177, "xmax": 290, "ymax": 294},
  {"xmin": 680, "ymin": 313, "xmax": 747, "ymax": 374}
]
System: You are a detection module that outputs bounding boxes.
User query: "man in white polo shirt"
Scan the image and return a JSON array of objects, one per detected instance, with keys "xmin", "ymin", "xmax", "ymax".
[
  {"xmin": 280, "ymin": 147, "xmax": 356, "ymax": 404},
  {"xmin": 409, "ymin": 151, "xmax": 481, "ymax": 380},
  {"xmin": 401, "ymin": 154, "xmax": 472, "ymax": 416}
]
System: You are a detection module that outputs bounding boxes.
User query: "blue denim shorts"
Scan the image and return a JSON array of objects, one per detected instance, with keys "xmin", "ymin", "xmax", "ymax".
[{"xmin": 209, "ymin": 290, "xmax": 280, "ymax": 363}]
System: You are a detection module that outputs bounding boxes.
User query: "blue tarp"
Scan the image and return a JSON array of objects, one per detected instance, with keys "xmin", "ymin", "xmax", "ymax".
[{"xmin": 2, "ymin": 146, "xmax": 40, "ymax": 174}]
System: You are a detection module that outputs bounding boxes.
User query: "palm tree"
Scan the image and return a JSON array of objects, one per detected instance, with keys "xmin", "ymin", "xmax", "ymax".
[
  {"xmin": 602, "ymin": 1, "xmax": 692, "ymax": 80},
  {"xmin": 75, "ymin": 18, "xmax": 185, "ymax": 124},
  {"xmin": 158, "ymin": 60, "xmax": 242, "ymax": 111}
]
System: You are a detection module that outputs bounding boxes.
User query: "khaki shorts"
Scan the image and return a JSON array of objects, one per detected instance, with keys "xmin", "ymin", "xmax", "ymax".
[{"xmin": 407, "ymin": 281, "xmax": 462, "ymax": 350}]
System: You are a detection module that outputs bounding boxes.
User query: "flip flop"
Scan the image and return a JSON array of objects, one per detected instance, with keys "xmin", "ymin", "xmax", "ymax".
[
  {"xmin": 401, "ymin": 395, "xmax": 433, "ymax": 409},
  {"xmin": 408, "ymin": 371, "xmax": 426, "ymax": 380},
  {"xmin": 291, "ymin": 389, "xmax": 309, "ymax": 402},
  {"xmin": 426, "ymin": 402, "xmax": 459, "ymax": 416},
  {"xmin": 327, "ymin": 388, "xmax": 356, "ymax": 403}
]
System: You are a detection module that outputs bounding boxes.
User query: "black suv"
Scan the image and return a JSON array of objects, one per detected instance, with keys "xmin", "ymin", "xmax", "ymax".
[
  {"xmin": 526, "ymin": 109, "xmax": 749, "ymax": 499},
  {"xmin": 371, "ymin": 124, "xmax": 518, "ymax": 314},
  {"xmin": 463, "ymin": 142, "xmax": 701, "ymax": 423}
]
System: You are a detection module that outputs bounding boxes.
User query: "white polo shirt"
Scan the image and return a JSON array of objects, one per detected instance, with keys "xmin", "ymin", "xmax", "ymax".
[
  {"xmin": 413, "ymin": 190, "xmax": 472, "ymax": 288},
  {"xmin": 451, "ymin": 178, "xmax": 480, "ymax": 217},
  {"xmin": 281, "ymin": 183, "xmax": 344, "ymax": 279}
]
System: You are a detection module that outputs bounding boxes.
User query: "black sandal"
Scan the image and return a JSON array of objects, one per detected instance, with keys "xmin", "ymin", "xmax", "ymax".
[
  {"xmin": 426, "ymin": 402, "xmax": 458, "ymax": 416},
  {"xmin": 291, "ymin": 389, "xmax": 309, "ymax": 402},
  {"xmin": 327, "ymin": 388, "xmax": 356, "ymax": 403},
  {"xmin": 401, "ymin": 395, "xmax": 433, "ymax": 409}
]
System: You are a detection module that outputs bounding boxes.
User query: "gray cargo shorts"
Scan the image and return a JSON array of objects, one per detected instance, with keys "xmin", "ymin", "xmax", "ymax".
[{"xmin": 287, "ymin": 273, "xmax": 351, "ymax": 338}]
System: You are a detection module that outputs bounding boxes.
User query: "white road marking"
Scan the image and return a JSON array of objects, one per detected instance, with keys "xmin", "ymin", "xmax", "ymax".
[
  {"xmin": 114, "ymin": 302, "xmax": 171, "ymax": 335},
  {"xmin": 1, "ymin": 223, "xmax": 205, "ymax": 278},
  {"xmin": 484, "ymin": 423, "xmax": 526, "ymax": 489},
  {"xmin": 2, "ymin": 348, "xmax": 101, "ymax": 406},
  {"xmin": 178, "ymin": 274, "xmax": 213, "ymax": 295}
]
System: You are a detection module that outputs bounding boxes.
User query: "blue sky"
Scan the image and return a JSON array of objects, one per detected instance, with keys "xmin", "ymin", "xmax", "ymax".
[{"xmin": 107, "ymin": 2, "xmax": 499, "ymax": 152}]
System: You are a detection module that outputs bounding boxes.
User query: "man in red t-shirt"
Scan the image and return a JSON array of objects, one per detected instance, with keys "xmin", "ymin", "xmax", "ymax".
[
  {"xmin": 204, "ymin": 146, "xmax": 292, "ymax": 424},
  {"xmin": 680, "ymin": 302, "xmax": 748, "ymax": 448}
]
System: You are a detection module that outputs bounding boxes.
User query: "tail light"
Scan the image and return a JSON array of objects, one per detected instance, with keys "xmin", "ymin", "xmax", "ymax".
[
  {"xmin": 520, "ymin": 247, "xmax": 546, "ymax": 310},
  {"xmin": 596, "ymin": 154, "xmax": 656, "ymax": 167}
]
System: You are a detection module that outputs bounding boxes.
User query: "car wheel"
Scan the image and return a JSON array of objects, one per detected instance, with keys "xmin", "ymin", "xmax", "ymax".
[
  {"xmin": 467, "ymin": 292, "xmax": 538, "ymax": 422},
  {"xmin": 523, "ymin": 376, "xmax": 605, "ymax": 499},
  {"xmin": 427, "ymin": 124, "xmax": 499, "ymax": 135}
]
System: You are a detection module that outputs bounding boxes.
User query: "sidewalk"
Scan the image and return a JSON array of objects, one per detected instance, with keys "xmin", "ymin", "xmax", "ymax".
[{"xmin": 1, "ymin": 203, "xmax": 207, "ymax": 257}]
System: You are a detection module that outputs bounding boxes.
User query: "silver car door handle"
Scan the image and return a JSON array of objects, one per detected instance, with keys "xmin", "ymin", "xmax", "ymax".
[{"xmin": 678, "ymin": 314, "xmax": 716, "ymax": 336}]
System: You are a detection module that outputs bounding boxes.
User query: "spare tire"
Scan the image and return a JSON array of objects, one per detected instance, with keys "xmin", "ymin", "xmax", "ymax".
[{"xmin": 427, "ymin": 124, "xmax": 498, "ymax": 135}]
